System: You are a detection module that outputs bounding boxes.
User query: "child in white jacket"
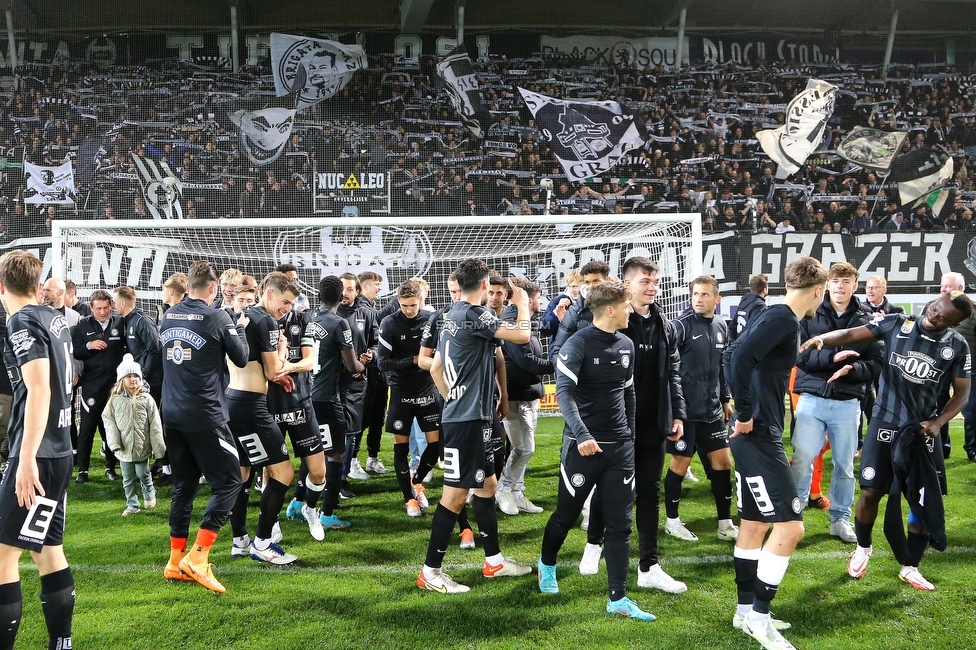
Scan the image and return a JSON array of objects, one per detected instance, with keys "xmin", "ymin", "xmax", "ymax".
[{"xmin": 103, "ymin": 355, "xmax": 166, "ymax": 516}]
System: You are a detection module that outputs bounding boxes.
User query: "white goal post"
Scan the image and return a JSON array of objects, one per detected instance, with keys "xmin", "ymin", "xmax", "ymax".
[{"xmin": 51, "ymin": 214, "xmax": 703, "ymax": 319}]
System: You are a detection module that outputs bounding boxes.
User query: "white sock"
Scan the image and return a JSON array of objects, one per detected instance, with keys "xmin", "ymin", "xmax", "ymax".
[
  {"xmin": 233, "ymin": 534, "xmax": 249, "ymax": 547},
  {"xmin": 666, "ymin": 517, "xmax": 681, "ymax": 526},
  {"xmin": 736, "ymin": 604, "xmax": 751, "ymax": 617},
  {"xmin": 719, "ymin": 518, "xmax": 734, "ymax": 531},
  {"xmin": 162, "ymin": 465, "xmax": 172, "ymax": 475},
  {"xmin": 252, "ymin": 536, "xmax": 270, "ymax": 551},
  {"xmin": 422, "ymin": 564, "xmax": 441, "ymax": 579},
  {"xmin": 485, "ymin": 552, "xmax": 504, "ymax": 566}
]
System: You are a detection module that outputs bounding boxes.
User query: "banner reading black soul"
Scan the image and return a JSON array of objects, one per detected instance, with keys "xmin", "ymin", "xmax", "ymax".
[{"xmin": 24, "ymin": 229, "xmax": 976, "ymax": 314}]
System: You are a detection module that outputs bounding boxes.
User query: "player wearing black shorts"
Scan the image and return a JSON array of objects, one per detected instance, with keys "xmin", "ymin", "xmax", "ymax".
[
  {"xmin": 161, "ymin": 260, "xmax": 250, "ymax": 593},
  {"xmin": 727, "ymin": 256, "xmax": 827, "ymax": 649},
  {"xmin": 271, "ymin": 300, "xmax": 329, "ymax": 542},
  {"xmin": 0, "ymin": 250, "xmax": 76, "ymax": 649},
  {"xmin": 538, "ymin": 280, "xmax": 656, "ymax": 621},
  {"xmin": 336, "ymin": 273, "xmax": 378, "ymax": 490},
  {"xmin": 226, "ymin": 272, "xmax": 299, "ymax": 566},
  {"xmin": 665, "ymin": 275, "xmax": 737, "ymax": 543},
  {"xmin": 309, "ymin": 276, "xmax": 365, "ymax": 531},
  {"xmin": 417, "ymin": 259, "xmax": 533, "ymax": 593},
  {"xmin": 377, "ymin": 280, "xmax": 442, "ymax": 518},
  {"xmin": 802, "ymin": 291, "xmax": 973, "ymax": 591}
]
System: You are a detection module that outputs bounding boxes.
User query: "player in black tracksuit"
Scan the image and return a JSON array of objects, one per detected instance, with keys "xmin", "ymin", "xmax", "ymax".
[
  {"xmin": 336, "ymin": 279, "xmax": 378, "ymax": 488},
  {"xmin": 732, "ymin": 285, "xmax": 767, "ymax": 341},
  {"xmin": 803, "ymin": 292, "xmax": 973, "ymax": 590},
  {"xmin": 160, "ymin": 260, "xmax": 249, "ymax": 592},
  {"xmin": 377, "ymin": 281, "xmax": 442, "ymax": 516},
  {"xmin": 585, "ymin": 257, "xmax": 687, "ymax": 593},
  {"xmin": 665, "ymin": 277, "xmax": 736, "ymax": 543},
  {"xmin": 539, "ymin": 280, "xmax": 655, "ymax": 620},
  {"xmin": 71, "ymin": 293, "xmax": 126, "ymax": 482}
]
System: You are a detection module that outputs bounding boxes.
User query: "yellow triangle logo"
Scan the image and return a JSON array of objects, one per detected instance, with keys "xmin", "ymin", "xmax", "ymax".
[{"xmin": 343, "ymin": 174, "xmax": 361, "ymax": 189}]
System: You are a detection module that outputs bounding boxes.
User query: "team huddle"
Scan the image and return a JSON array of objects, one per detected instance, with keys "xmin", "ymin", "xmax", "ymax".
[{"xmin": 0, "ymin": 247, "xmax": 970, "ymax": 650}]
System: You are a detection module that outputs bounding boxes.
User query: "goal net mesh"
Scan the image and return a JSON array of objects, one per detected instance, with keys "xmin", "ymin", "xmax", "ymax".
[{"xmin": 54, "ymin": 215, "xmax": 700, "ymax": 412}]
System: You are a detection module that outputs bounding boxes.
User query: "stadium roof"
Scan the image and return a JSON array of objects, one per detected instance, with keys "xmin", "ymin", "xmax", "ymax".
[{"xmin": 9, "ymin": 0, "xmax": 976, "ymax": 36}]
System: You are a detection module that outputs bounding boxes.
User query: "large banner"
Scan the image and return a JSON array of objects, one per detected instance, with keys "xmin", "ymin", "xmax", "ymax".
[
  {"xmin": 270, "ymin": 33, "xmax": 367, "ymax": 109},
  {"xmin": 313, "ymin": 171, "xmax": 391, "ymax": 215},
  {"xmin": 540, "ymin": 35, "xmax": 690, "ymax": 67},
  {"xmin": 24, "ymin": 161, "xmax": 75, "ymax": 204},
  {"xmin": 435, "ymin": 53, "xmax": 485, "ymax": 138},
  {"xmin": 696, "ymin": 33, "xmax": 842, "ymax": 65}
]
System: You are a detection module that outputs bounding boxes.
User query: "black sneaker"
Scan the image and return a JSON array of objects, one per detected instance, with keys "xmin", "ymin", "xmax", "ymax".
[
  {"xmin": 156, "ymin": 473, "xmax": 173, "ymax": 486},
  {"xmin": 339, "ymin": 479, "xmax": 356, "ymax": 500},
  {"xmin": 75, "ymin": 471, "xmax": 89, "ymax": 484},
  {"xmin": 105, "ymin": 468, "xmax": 119, "ymax": 481}
]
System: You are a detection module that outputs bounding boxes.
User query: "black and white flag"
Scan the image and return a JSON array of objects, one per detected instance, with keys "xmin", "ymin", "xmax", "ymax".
[
  {"xmin": 890, "ymin": 145, "xmax": 954, "ymax": 208},
  {"xmin": 24, "ymin": 161, "xmax": 75, "ymax": 204},
  {"xmin": 271, "ymin": 33, "xmax": 367, "ymax": 109},
  {"xmin": 518, "ymin": 88, "xmax": 647, "ymax": 182},
  {"xmin": 435, "ymin": 53, "xmax": 485, "ymax": 139},
  {"xmin": 131, "ymin": 154, "xmax": 183, "ymax": 219},
  {"xmin": 757, "ymin": 79, "xmax": 836, "ymax": 179},
  {"xmin": 229, "ymin": 107, "xmax": 296, "ymax": 167},
  {"xmin": 836, "ymin": 126, "xmax": 908, "ymax": 172}
]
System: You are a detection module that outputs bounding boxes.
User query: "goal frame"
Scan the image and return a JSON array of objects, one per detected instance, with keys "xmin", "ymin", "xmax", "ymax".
[{"xmin": 51, "ymin": 213, "xmax": 703, "ymax": 280}]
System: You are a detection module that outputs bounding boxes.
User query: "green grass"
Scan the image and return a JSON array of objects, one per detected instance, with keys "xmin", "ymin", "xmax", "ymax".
[{"xmin": 14, "ymin": 419, "xmax": 976, "ymax": 648}]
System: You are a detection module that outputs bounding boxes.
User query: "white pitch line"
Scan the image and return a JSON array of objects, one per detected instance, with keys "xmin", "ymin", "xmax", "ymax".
[{"xmin": 19, "ymin": 546, "xmax": 976, "ymax": 577}]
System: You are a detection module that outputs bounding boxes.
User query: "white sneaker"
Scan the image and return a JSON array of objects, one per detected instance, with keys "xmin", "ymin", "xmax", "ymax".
[
  {"xmin": 847, "ymin": 545, "xmax": 872, "ymax": 579},
  {"xmin": 579, "ymin": 543, "xmax": 602, "ymax": 575},
  {"xmin": 733, "ymin": 611, "xmax": 791, "ymax": 631},
  {"xmin": 899, "ymin": 565, "xmax": 936, "ymax": 591},
  {"xmin": 496, "ymin": 488, "xmax": 519, "ymax": 516},
  {"xmin": 483, "ymin": 558, "xmax": 532, "ymax": 578},
  {"xmin": 302, "ymin": 505, "xmax": 325, "ymax": 541},
  {"xmin": 249, "ymin": 541, "xmax": 298, "ymax": 565},
  {"xmin": 424, "ymin": 468, "xmax": 434, "ymax": 483},
  {"xmin": 741, "ymin": 612, "xmax": 796, "ymax": 650},
  {"xmin": 406, "ymin": 499, "xmax": 422, "ymax": 518},
  {"xmin": 665, "ymin": 517, "xmax": 699, "ymax": 541},
  {"xmin": 231, "ymin": 535, "xmax": 251, "ymax": 558},
  {"xmin": 348, "ymin": 459, "xmax": 370, "ymax": 480},
  {"xmin": 417, "ymin": 568, "xmax": 469, "ymax": 593},
  {"xmin": 411, "ymin": 482, "xmax": 430, "ymax": 509},
  {"xmin": 365, "ymin": 457, "xmax": 389, "ymax": 474},
  {"xmin": 830, "ymin": 519, "xmax": 857, "ymax": 543},
  {"xmin": 514, "ymin": 493, "xmax": 543, "ymax": 514},
  {"xmin": 683, "ymin": 467, "xmax": 699, "ymax": 483},
  {"xmin": 637, "ymin": 564, "xmax": 687, "ymax": 594},
  {"xmin": 271, "ymin": 521, "xmax": 282, "ymax": 544},
  {"xmin": 718, "ymin": 522, "xmax": 740, "ymax": 541}
]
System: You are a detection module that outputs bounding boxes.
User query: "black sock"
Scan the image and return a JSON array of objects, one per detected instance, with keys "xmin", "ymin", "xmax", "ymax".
[
  {"xmin": 0, "ymin": 581, "xmax": 21, "ymax": 650},
  {"xmin": 753, "ymin": 579, "xmax": 778, "ymax": 614},
  {"xmin": 711, "ymin": 469, "xmax": 733, "ymax": 520},
  {"xmin": 304, "ymin": 473, "xmax": 324, "ymax": 510},
  {"xmin": 393, "ymin": 442, "xmax": 413, "ymax": 502},
  {"xmin": 456, "ymin": 504, "xmax": 471, "ymax": 532},
  {"xmin": 604, "ymin": 537, "xmax": 630, "ymax": 602},
  {"xmin": 907, "ymin": 531, "xmax": 930, "ymax": 567},
  {"xmin": 256, "ymin": 478, "xmax": 288, "ymax": 540},
  {"xmin": 40, "ymin": 568, "xmax": 73, "ymax": 650},
  {"xmin": 293, "ymin": 459, "xmax": 308, "ymax": 502},
  {"xmin": 414, "ymin": 440, "xmax": 441, "ymax": 487},
  {"xmin": 854, "ymin": 517, "xmax": 873, "ymax": 547},
  {"xmin": 230, "ymin": 475, "xmax": 253, "ymax": 538},
  {"xmin": 733, "ymin": 557, "xmax": 759, "ymax": 606},
  {"xmin": 424, "ymin": 504, "xmax": 459, "ymax": 569},
  {"xmin": 322, "ymin": 460, "xmax": 343, "ymax": 516},
  {"xmin": 664, "ymin": 469, "xmax": 684, "ymax": 519},
  {"xmin": 472, "ymin": 495, "xmax": 501, "ymax": 558}
]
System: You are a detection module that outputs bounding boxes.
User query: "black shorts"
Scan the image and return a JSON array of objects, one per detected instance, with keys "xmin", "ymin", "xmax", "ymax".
[
  {"xmin": 313, "ymin": 400, "xmax": 348, "ymax": 455},
  {"xmin": 666, "ymin": 418, "xmax": 728, "ymax": 457},
  {"xmin": 859, "ymin": 419, "xmax": 947, "ymax": 495},
  {"xmin": 0, "ymin": 455, "xmax": 71, "ymax": 552},
  {"xmin": 340, "ymin": 378, "xmax": 367, "ymax": 434},
  {"xmin": 442, "ymin": 419, "xmax": 495, "ymax": 489},
  {"xmin": 386, "ymin": 393, "xmax": 442, "ymax": 435},
  {"xmin": 730, "ymin": 424, "xmax": 802, "ymax": 523},
  {"xmin": 272, "ymin": 400, "xmax": 323, "ymax": 458},
  {"xmin": 227, "ymin": 389, "xmax": 290, "ymax": 468}
]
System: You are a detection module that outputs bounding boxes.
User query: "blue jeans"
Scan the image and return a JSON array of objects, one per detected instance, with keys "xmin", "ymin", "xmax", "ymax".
[{"xmin": 790, "ymin": 394, "xmax": 860, "ymax": 523}]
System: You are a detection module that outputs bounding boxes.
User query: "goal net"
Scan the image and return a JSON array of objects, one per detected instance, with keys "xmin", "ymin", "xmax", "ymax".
[{"xmin": 52, "ymin": 214, "xmax": 701, "ymax": 411}]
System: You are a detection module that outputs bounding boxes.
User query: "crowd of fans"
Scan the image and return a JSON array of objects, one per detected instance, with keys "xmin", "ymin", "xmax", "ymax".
[{"xmin": 0, "ymin": 49, "xmax": 975, "ymax": 239}]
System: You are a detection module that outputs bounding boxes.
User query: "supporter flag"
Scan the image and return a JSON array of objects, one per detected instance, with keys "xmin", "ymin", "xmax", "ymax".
[
  {"xmin": 435, "ymin": 53, "xmax": 485, "ymax": 138},
  {"xmin": 24, "ymin": 161, "xmax": 76, "ymax": 205},
  {"xmin": 271, "ymin": 33, "xmax": 366, "ymax": 109},
  {"xmin": 131, "ymin": 154, "xmax": 183, "ymax": 219},
  {"xmin": 836, "ymin": 126, "xmax": 908, "ymax": 172},
  {"xmin": 890, "ymin": 145, "xmax": 953, "ymax": 207},
  {"xmin": 518, "ymin": 88, "xmax": 647, "ymax": 182},
  {"xmin": 757, "ymin": 79, "xmax": 836, "ymax": 179},
  {"xmin": 229, "ymin": 107, "xmax": 296, "ymax": 167}
]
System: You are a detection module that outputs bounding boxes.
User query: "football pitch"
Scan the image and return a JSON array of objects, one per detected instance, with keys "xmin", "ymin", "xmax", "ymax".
[{"xmin": 21, "ymin": 419, "xmax": 976, "ymax": 649}]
